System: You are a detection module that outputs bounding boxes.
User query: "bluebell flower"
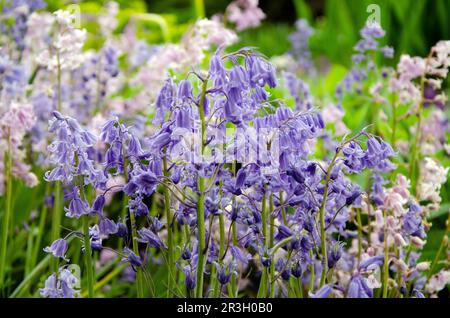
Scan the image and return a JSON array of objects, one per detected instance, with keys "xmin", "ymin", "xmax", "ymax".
[
  {"xmin": 309, "ymin": 284, "xmax": 332, "ymax": 298},
  {"xmin": 127, "ymin": 197, "xmax": 149, "ymax": 217},
  {"xmin": 136, "ymin": 228, "xmax": 167, "ymax": 249},
  {"xmin": 359, "ymin": 255, "xmax": 384, "ymax": 272},
  {"xmin": 116, "ymin": 219, "xmax": 128, "ymax": 238},
  {"xmin": 182, "ymin": 266, "xmax": 196, "ymax": 290},
  {"xmin": 288, "ymin": 19, "xmax": 315, "ymax": 75},
  {"xmin": 153, "ymin": 78, "xmax": 176, "ymax": 125},
  {"xmin": 403, "ymin": 202, "xmax": 426, "ymax": 239},
  {"xmin": 275, "ymin": 258, "xmax": 291, "ymax": 281},
  {"xmin": 122, "ymin": 247, "xmax": 143, "ymax": 269},
  {"xmin": 347, "ymin": 274, "xmax": 373, "ymax": 298},
  {"xmin": 182, "ymin": 248, "xmax": 192, "ymax": 260},
  {"xmin": 40, "ymin": 267, "xmax": 80, "ymax": 298},
  {"xmin": 177, "ymin": 80, "xmax": 193, "ymax": 101},
  {"xmin": 44, "ymin": 239, "xmax": 69, "ymax": 261},
  {"xmin": 291, "ymin": 259, "xmax": 303, "ymax": 278},
  {"xmin": 328, "ymin": 242, "xmax": 344, "ymax": 268},
  {"xmin": 99, "ymin": 218, "xmax": 118, "ymax": 236},
  {"xmin": 230, "ymin": 246, "xmax": 251, "ymax": 267},
  {"xmin": 215, "ymin": 262, "xmax": 234, "ymax": 285},
  {"xmin": 88, "ymin": 225, "xmax": 103, "ymax": 251},
  {"xmin": 65, "ymin": 192, "xmax": 90, "ymax": 218},
  {"xmin": 91, "ymin": 195, "xmax": 105, "ymax": 215}
]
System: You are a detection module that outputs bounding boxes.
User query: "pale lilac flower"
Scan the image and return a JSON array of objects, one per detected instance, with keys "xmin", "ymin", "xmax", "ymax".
[
  {"xmin": 226, "ymin": 0, "xmax": 266, "ymax": 31},
  {"xmin": 426, "ymin": 270, "xmax": 450, "ymax": 295},
  {"xmin": 44, "ymin": 239, "xmax": 69, "ymax": 260},
  {"xmin": 418, "ymin": 157, "xmax": 448, "ymax": 203},
  {"xmin": 36, "ymin": 10, "xmax": 87, "ymax": 71},
  {"xmin": 40, "ymin": 267, "xmax": 80, "ymax": 298}
]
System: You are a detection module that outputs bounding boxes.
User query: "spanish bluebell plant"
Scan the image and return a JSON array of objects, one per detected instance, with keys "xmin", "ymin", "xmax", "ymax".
[{"xmin": 0, "ymin": 2, "xmax": 448, "ymax": 299}]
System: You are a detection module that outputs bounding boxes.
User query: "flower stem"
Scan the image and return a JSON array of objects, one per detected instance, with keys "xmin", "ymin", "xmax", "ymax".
[
  {"xmin": 269, "ymin": 194, "xmax": 276, "ymax": 298},
  {"xmin": 409, "ymin": 56, "xmax": 429, "ymax": 194},
  {"xmin": 382, "ymin": 209, "xmax": 389, "ymax": 298},
  {"xmin": 215, "ymin": 213, "xmax": 226, "ymax": 297},
  {"xmin": 30, "ymin": 182, "xmax": 50, "ymax": 271},
  {"xmin": 121, "ymin": 131, "xmax": 145, "ymax": 298},
  {"xmin": 82, "ymin": 216, "xmax": 94, "ymax": 298},
  {"xmin": 318, "ymin": 151, "xmax": 339, "ymax": 288},
  {"xmin": 211, "ymin": 182, "xmax": 225, "ymax": 298},
  {"xmin": 258, "ymin": 191, "xmax": 268, "ymax": 297},
  {"xmin": 162, "ymin": 154, "xmax": 175, "ymax": 297},
  {"xmin": 427, "ymin": 212, "xmax": 450, "ymax": 280},
  {"xmin": 195, "ymin": 79, "xmax": 208, "ymax": 298},
  {"xmin": 129, "ymin": 204, "xmax": 144, "ymax": 298},
  {"xmin": 0, "ymin": 136, "xmax": 12, "ymax": 289},
  {"xmin": 390, "ymin": 93, "xmax": 397, "ymax": 148},
  {"xmin": 356, "ymin": 208, "xmax": 363, "ymax": 263},
  {"xmin": 51, "ymin": 52, "xmax": 63, "ymax": 270},
  {"xmin": 308, "ymin": 250, "xmax": 315, "ymax": 293},
  {"xmin": 193, "ymin": 0, "xmax": 205, "ymax": 19}
]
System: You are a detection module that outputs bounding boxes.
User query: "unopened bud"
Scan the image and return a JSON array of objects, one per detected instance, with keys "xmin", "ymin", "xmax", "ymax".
[
  {"xmin": 394, "ymin": 233, "xmax": 407, "ymax": 247},
  {"xmin": 411, "ymin": 236, "xmax": 426, "ymax": 249},
  {"xmin": 416, "ymin": 262, "xmax": 430, "ymax": 271},
  {"xmin": 394, "ymin": 259, "xmax": 408, "ymax": 273}
]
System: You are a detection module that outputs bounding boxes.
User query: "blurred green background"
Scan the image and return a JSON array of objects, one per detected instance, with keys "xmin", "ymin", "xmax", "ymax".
[{"xmin": 47, "ymin": 0, "xmax": 450, "ymax": 64}]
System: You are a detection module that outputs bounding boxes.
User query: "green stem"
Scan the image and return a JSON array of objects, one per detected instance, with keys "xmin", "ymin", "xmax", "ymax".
[
  {"xmin": 390, "ymin": 93, "xmax": 397, "ymax": 148},
  {"xmin": 296, "ymin": 278, "xmax": 304, "ymax": 298},
  {"xmin": 382, "ymin": 209, "xmax": 389, "ymax": 298},
  {"xmin": 51, "ymin": 52, "xmax": 63, "ymax": 271},
  {"xmin": 211, "ymin": 181, "xmax": 225, "ymax": 298},
  {"xmin": 309, "ymin": 250, "xmax": 315, "ymax": 294},
  {"xmin": 162, "ymin": 155, "xmax": 175, "ymax": 297},
  {"xmin": 129, "ymin": 208, "xmax": 144, "ymax": 298},
  {"xmin": 193, "ymin": 0, "xmax": 205, "ymax": 19},
  {"xmin": 121, "ymin": 129, "xmax": 145, "ymax": 298},
  {"xmin": 229, "ymin": 222, "xmax": 238, "ymax": 297},
  {"xmin": 279, "ymin": 191, "xmax": 287, "ymax": 224},
  {"xmin": 356, "ymin": 208, "xmax": 363, "ymax": 263},
  {"xmin": 0, "ymin": 136, "xmax": 12, "ymax": 289},
  {"xmin": 213, "ymin": 213, "xmax": 226, "ymax": 298},
  {"xmin": 427, "ymin": 212, "xmax": 450, "ymax": 280},
  {"xmin": 195, "ymin": 79, "xmax": 208, "ymax": 298},
  {"xmin": 271, "ymin": 237, "xmax": 293, "ymax": 256},
  {"xmin": 30, "ymin": 182, "xmax": 50, "ymax": 272},
  {"xmin": 10, "ymin": 254, "xmax": 51, "ymax": 298},
  {"xmin": 57, "ymin": 56, "xmax": 61, "ymax": 112},
  {"xmin": 258, "ymin": 191, "xmax": 268, "ymax": 297},
  {"xmin": 82, "ymin": 263, "xmax": 127, "ymax": 297},
  {"xmin": 82, "ymin": 216, "xmax": 94, "ymax": 298},
  {"xmin": 318, "ymin": 151, "xmax": 339, "ymax": 288},
  {"xmin": 269, "ymin": 194, "xmax": 275, "ymax": 298},
  {"xmin": 409, "ymin": 57, "xmax": 429, "ymax": 194}
]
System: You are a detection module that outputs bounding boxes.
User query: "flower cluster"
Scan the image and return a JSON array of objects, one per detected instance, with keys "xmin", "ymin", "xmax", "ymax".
[
  {"xmin": 36, "ymin": 10, "xmax": 87, "ymax": 71},
  {"xmin": 0, "ymin": 2, "xmax": 448, "ymax": 300},
  {"xmin": 225, "ymin": 0, "xmax": 266, "ymax": 31}
]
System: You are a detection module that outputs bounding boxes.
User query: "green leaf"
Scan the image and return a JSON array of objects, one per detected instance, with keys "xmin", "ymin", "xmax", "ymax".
[
  {"xmin": 428, "ymin": 204, "xmax": 450, "ymax": 220},
  {"xmin": 293, "ymin": 0, "xmax": 313, "ymax": 23}
]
